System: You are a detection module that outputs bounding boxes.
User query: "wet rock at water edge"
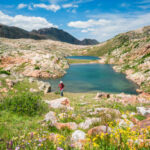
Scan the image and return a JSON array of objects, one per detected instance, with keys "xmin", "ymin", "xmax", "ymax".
[
  {"xmin": 95, "ymin": 92, "xmax": 110, "ymax": 99},
  {"xmin": 38, "ymin": 81, "xmax": 51, "ymax": 94}
]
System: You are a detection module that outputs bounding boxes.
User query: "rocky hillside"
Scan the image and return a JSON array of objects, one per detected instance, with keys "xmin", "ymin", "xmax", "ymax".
[
  {"xmin": 0, "ymin": 24, "xmax": 99, "ymax": 45},
  {"xmin": 0, "ymin": 38, "xmax": 86, "ymax": 79},
  {"xmin": 81, "ymin": 26, "xmax": 150, "ymax": 93}
]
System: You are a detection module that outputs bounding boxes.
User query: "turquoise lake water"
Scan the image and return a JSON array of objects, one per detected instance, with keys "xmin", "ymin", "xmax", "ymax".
[{"xmin": 45, "ymin": 56, "xmax": 138, "ymax": 94}]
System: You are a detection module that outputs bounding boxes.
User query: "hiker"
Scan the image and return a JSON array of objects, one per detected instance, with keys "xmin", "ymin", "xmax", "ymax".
[{"xmin": 58, "ymin": 81, "xmax": 64, "ymax": 96}]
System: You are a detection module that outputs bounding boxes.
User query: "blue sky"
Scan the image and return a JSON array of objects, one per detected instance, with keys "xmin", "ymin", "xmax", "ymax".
[{"xmin": 1, "ymin": 0, "xmax": 150, "ymax": 41}]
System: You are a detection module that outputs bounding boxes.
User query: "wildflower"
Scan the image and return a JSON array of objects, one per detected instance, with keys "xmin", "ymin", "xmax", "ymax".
[
  {"xmin": 7, "ymin": 140, "xmax": 13, "ymax": 149},
  {"xmin": 15, "ymin": 146, "xmax": 20, "ymax": 150},
  {"xmin": 93, "ymin": 142, "xmax": 99, "ymax": 148},
  {"xmin": 110, "ymin": 133, "xmax": 113, "ymax": 138},
  {"xmin": 57, "ymin": 147, "xmax": 64, "ymax": 150},
  {"xmin": 92, "ymin": 137, "xmax": 97, "ymax": 142},
  {"xmin": 30, "ymin": 132, "xmax": 34, "ymax": 139},
  {"xmin": 70, "ymin": 144, "xmax": 75, "ymax": 148},
  {"xmin": 38, "ymin": 144, "xmax": 43, "ymax": 147},
  {"xmin": 38, "ymin": 138, "xmax": 43, "ymax": 143}
]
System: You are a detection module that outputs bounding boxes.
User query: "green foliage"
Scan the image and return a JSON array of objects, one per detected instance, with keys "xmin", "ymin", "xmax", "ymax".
[
  {"xmin": 0, "ymin": 92, "xmax": 48, "ymax": 116},
  {"xmin": 134, "ymin": 42, "xmax": 139, "ymax": 48},
  {"xmin": 134, "ymin": 114, "xmax": 146, "ymax": 121},
  {"xmin": 122, "ymin": 47, "xmax": 132, "ymax": 54},
  {"xmin": 15, "ymin": 63, "xmax": 27, "ymax": 72},
  {"xmin": 121, "ymin": 64, "xmax": 131, "ymax": 72},
  {"xmin": 68, "ymin": 58, "xmax": 93, "ymax": 64},
  {"xmin": 0, "ymin": 68, "xmax": 10, "ymax": 75},
  {"xmin": 141, "ymin": 53, "xmax": 150, "ymax": 59},
  {"xmin": 34, "ymin": 66, "xmax": 40, "ymax": 70},
  {"xmin": 137, "ymin": 53, "xmax": 150, "ymax": 65},
  {"xmin": 144, "ymin": 69, "xmax": 150, "ymax": 73},
  {"xmin": 86, "ymin": 34, "xmax": 129, "ymax": 56},
  {"xmin": 112, "ymin": 102, "xmax": 137, "ymax": 112},
  {"xmin": 146, "ymin": 37, "xmax": 150, "ymax": 42},
  {"xmin": 55, "ymin": 91, "xmax": 60, "ymax": 95}
]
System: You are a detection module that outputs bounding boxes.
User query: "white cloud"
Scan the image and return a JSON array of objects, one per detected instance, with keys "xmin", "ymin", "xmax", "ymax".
[
  {"xmin": 33, "ymin": 3, "xmax": 60, "ymax": 12},
  {"xmin": 0, "ymin": 11, "xmax": 57, "ymax": 31},
  {"xmin": 68, "ymin": 13, "xmax": 150, "ymax": 41},
  {"xmin": 68, "ymin": 19, "xmax": 110, "ymax": 28},
  {"xmin": 17, "ymin": 4, "xmax": 27, "ymax": 9},
  {"xmin": 62, "ymin": 4, "xmax": 78, "ymax": 8},
  {"xmin": 28, "ymin": 5, "xmax": 33, "ymax": 10}
]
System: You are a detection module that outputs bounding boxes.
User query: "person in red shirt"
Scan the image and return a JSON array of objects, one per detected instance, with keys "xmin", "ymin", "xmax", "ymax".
[{"xmin": 58, "ymin": 81, "xmax": 64, "ymax": 96}]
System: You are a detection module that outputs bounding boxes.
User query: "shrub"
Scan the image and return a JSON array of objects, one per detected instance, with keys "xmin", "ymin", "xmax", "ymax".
[
  {"xmin": 34, "ymin": 66, "xmax": 40, "ymax": 70},
  {"xmin": 0, "ymin": 92, "xmax": 48, "ymax": 116},
  {"xmin": 0, "ymin": 68, "xmax": 10, "ymax": 75},
  {"xmin": 55, "ymin": 91, "xmax": 60, "ymax": 95}
]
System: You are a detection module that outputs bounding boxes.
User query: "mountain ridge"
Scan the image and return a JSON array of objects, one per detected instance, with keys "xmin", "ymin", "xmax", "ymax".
[{"xmin": 0, "ymin": 24, "xmax": 99, "ymax": 45}]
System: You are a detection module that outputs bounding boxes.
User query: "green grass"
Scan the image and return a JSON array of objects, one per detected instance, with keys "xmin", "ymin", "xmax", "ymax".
[
  {"xmin": 144, "ymin": 69, "xmax": 150, "ymax": 73},
  {"xmin": 34, "ymin": 65, "xmax": 40, "ymax": 70},
  {"xmin": 85, "ymin": 34, "xmax": 129, "ymax": 56},
  {"xmin": 15, "ymin": 62, "xmax": 28, "ymax": 72},
  {"xmin": 0, "ymin": 110, "xmax": 44, "ymax": 149},
  {"xmin": 0, "ymin": 92, "xmax": 48, "ymax": 116},
  {"xmin": 67, "ymin": 58, "xmax": 96, "ymax": 64},
  {"xmin": 134, "ymin": 114, "xmax": 146, "ymax": 121},
  {"xmin": 0, "ymin": 91, "xmax": 149, "ymax": 149},
  {"xmin": 0, "ymin": 68, "xmax": 10, "ymax": 75}
]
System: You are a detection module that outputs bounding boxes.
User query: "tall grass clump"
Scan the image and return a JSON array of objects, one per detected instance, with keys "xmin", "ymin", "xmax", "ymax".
[{"xmin": 0, "ymin": 92, "xmax": 48, "ymax": 116}]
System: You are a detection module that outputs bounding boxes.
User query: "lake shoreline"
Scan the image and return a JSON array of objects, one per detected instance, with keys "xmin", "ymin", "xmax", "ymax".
[{"xmin": 97, "ymin": 57, "xmax": 146, "ymax": 94}]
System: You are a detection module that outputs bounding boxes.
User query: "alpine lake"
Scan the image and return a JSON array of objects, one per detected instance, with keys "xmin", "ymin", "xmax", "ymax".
[{"xmin": 44, "ymin": 56, "xmax": 138, "ymax": 94}]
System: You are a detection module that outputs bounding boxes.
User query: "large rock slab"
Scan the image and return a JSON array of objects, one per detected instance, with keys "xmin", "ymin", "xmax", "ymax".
[
  {"xmin": 71, "ymin": 130, "xmax": 86, "ymax": 143},
  {"xmin": 116, "ymin": 119, "xmax": 134, "ymax": 128},
  {"xmin": 79, "ymin": 118, "xmax": 101, "ymax": 130},
  {"xmin": 55, "ymin": 122, "xmax": 78, "ymax": 130},
  {"xmin": 38, "ymin": 81, "xmax": 51, "ymax": 94},
  {"xmin": 89, "ymin": 108, "xmax": 121, "ymax": 118},
  {"xmin": 44, "ymin": 111, "xmax": 57, "ymax": 124},
  {"xmin": 45, "ymin": 97, "xmax": 70, "ymax": 109},
  {"xmin": 137, "ymin": 107, "xmax": 150, "ymax": 116},
  {"xmin": 88, "ymin": 125, "xmax": 111, "ymax": 136},
  {"xmin": 71, "ymin": 130, "xmax": 87, "ymax": 149},
  {"xmin": 132, "ymin": 114, "xmax": 150, "ymax": 130}
]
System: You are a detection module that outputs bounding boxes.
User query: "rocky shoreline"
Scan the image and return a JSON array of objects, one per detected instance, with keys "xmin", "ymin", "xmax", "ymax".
[{"xmin": 98, "ymin": 57, "xmax": 149, "ymax": 94}]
